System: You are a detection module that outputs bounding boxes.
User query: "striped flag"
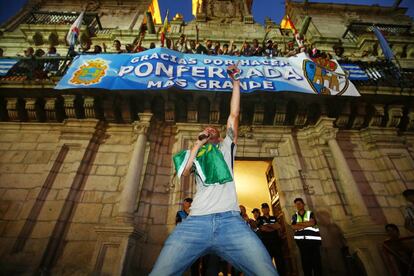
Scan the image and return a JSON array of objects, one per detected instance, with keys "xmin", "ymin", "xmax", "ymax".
[
  {"xmin": 160, "ymin": 10, "xmax": 169, "ymax": 47},
  {"xmin": 340, "ymin": 63, "xmax": 369, "ymax": 81},
  {"xmin": 0, "ymin": 58, "xmax": 19, "ymax": 76},
  {"xmin": 66, "ymin": 11, "xmax": 84, "ymax": 47}
]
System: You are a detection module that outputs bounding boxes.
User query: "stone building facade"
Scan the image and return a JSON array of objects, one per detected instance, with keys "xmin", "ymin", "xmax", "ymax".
[{"xmin": 0, "ymin": 0, "xmax": 414, "ymax": 275}]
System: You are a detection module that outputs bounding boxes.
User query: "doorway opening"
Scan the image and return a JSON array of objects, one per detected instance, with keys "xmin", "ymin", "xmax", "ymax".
[
  {"xmin": 233, "ymin": 160, "xmax": 272, "ymax": 213},
  {"xmin": 234, "ymin": 159, "xmax": 298, "ymax": 276}
]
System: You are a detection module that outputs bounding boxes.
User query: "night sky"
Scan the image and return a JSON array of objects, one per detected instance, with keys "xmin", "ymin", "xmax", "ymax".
[{"xmin": 0, "ymin": 0, "xmax": 413, "ymax": 26}]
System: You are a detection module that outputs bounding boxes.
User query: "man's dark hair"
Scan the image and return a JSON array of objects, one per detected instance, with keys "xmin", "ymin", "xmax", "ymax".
[
  {"xmin": 252, "ymin": 208, "xmax": 260, "ymax": 214},
  {"xmin": 261, "ymin": 203, "xmax": 269, "ymax": 208},
  {"xmin": 114, "ymin": 39, "xmax": 121, "ymax": 44},
  {"xmin": 385, "ymin": 223, "xmax": 399, "ymax": 232},
  {"xmin": 184, "ymin": 197, "xmax": 193, "ymax": 203},
  {"xmin": 294, "ymin": 198, "xmax": 305, "ymax": 204},
  {"xmin": 403, "ymin": 189, "xmax": 414, "ymax": 198}
]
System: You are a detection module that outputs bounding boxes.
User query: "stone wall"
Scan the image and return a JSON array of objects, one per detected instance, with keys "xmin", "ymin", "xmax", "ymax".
[{"xmin": 0, "ymin": 119, "xmax": 135, "ymax": 275}]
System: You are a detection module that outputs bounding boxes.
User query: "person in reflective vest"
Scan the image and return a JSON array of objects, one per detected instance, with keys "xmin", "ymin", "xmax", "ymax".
[{"xmin": 291, "ymin": 197, "xmax": 322, "ymax": 276}]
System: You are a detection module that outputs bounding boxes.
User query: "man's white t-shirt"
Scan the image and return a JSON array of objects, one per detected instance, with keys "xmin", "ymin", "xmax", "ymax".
[{"xmin": 190, "ymin": 135, "xmax": 240, "ymax": 216}]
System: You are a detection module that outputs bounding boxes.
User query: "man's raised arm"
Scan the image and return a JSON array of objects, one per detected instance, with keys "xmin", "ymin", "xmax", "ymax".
[{"xmin": 226, "ymin": 63, "xmax": 240, "ymax": 144}]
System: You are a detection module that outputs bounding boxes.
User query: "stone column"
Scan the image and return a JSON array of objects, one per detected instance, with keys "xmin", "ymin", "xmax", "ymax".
[
  {"xmin": 300, "ymin": 117, "xmax": 369, "ymax": 217},
  {"xmin": 300, "ymin": 117, "xmax": 387, "ymax": 276},
  {"xmin": 117, "ymin": 113, "xmax": 152, "ymax": 221},
  {"xmin": 327, "ymin": 137, "xmax": 369, "ymax": 217},
  {"xmin": 91, "ymin": 113, "xmax": 152, "ymax": 276}
]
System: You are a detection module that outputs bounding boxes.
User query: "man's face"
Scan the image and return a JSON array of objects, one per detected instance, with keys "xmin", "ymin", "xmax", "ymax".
[
  {"xmin": 190, "ymin": 40, "xmax": 196, "ymax": 48},
  {"xmin": 113, "ymin": 41, "xmax": 121, "ymax": 49},
  {"xmin": 295, "ymin": 201, "xmax": 305, "ymax": 211},
  {"xmin": 253, "ymin": 211, "xmax": 260, "ymax": 219},
  {"xmin": 25, "ymin": 47, "xmax": 34, "ymax": 57},
  {"xmin": 207, "ymin": 40, "xmax": 212, "ymax": 48},
  {"xmin": 200, "ymin": 127, "xmax": 220, "ymax": 144},
  {"xmin": 386, "ymin": 227, "xmax": 399, "ymax": 239},
  {"xmin": 239, "ymin": 205, "xmax": 246, "ymax": 214},
  {"xmin": 183, "ymin": 200, "xmax": 191, "ymax": 209},
  {"xmin": 261, "ymin": 207, "xmax": 270, "ymax": 216}
]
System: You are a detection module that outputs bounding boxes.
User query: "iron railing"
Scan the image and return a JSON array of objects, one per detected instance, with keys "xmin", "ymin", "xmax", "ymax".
[{"xmin": 0, "ymin": 56, "xmax": 73, "ymax": 82}]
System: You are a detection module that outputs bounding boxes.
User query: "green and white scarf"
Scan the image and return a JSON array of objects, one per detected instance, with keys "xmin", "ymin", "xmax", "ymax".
[{"xmin": 173, "ymin": 143, "xmax": 233, "ymax": 186}]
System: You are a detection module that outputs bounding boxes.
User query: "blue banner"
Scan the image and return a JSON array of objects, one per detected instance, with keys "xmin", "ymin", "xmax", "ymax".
[{"xmin": 56, "ymin": 48, "xmax": 360, "ymax": 96}]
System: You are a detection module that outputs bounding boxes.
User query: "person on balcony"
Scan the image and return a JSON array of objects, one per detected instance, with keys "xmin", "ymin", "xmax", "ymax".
[
  {"xmin": 112, "ymin": 40, "xmax": 125, "ymax": 53},
  {"xmin": 149, "ymin": 63, "xmax": 278, "ymax": 276},
  {"xmin": 44, "ymin": 46, "xmax": 60, "ymax": 73}
]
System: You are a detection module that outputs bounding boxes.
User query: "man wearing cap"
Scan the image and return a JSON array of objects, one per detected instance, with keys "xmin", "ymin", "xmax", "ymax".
[
  {"xmin": 176, "ymin": 198, "xmax": 193, "ymax": 225},
  {"xmin": 248, "ymin": 208, "xmax": 261, "ymax": 235},
  {"xmin": 291, "ymin": 198, "xmax": 322, "ymax": 276},
  {"xmin": 257, "ymin": 203, "xmax": 286, "ymax": 276},
  {"xmin": 150, "ymin": 64, "xmax": 278, "ymax": 276}
]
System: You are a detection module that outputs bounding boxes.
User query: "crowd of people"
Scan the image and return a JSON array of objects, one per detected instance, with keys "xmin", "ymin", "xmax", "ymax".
[
  {"xmin": 176, "ymin": 197, "xmax": 321, "ymax": 276},
  {"xmin": 0, "ymin": 25, "xmax": 348, "ymax": 61},
  {"xmin": 173, "ymin": 187, "xmax": 414, "ymax": 276}
]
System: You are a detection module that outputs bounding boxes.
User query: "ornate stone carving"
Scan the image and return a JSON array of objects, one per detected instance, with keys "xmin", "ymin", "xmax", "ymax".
[
  {"xmin": 253, "ymin": 103, "xmax": 264, "ymax": 125},
  {"xmin": 32, "ymin": 31, "xmax": 44, "ymax": 46},
  {"xmin": 83, "ymin": 96, "xmax": 96, "ymax": 119},
  {"xmin": 299, "ymin": 117, "xmax": 338, "ymax": 146},
  {"xmin": 334, "ymin": 102, "xmax": 351, "ymax": 128},
  {"xmin": 165, "ymin": 101, "xmax": 175, "ymax": 122},
  {"xmin": 44, "ymin": 97, "xmax": 57, "ymax": 121},
  {"xmin": 294, "ymin": 108, "xmax": 307, "ymax": 127},
  {"xmin": 238, "ymin": 125, "xmax": 253, "ymax": 138},
  {"xmin": 132, "ymin": 113, "xmax": 153, "ymax": 135},
  {"xmin": 407, "ymin": 111, "xmax": 414, "ymax": 131},
  {"xmin": 386, "ymin": 105, "xmax": 404, "ymax": 128},
  {"xmin": 187, "ymin": 103, "xmax": 198, "ymax": 123},
  {"xmin": 62, "ymin": 95, "xmax": 77, "ymax": 118},
  {"xmin": 351, "ymin": 102, "xmax": 366, "ymax": 129},
  {"xmin": 48, "ymin": 32, "xmax": 59, "ymax": 46},
  {"xmin": 6, "ymin": 98, "xmax": 19, "ymax": 121},
  {"xmin": 194, "ymin": 0, "xmax": 253, "ymax": 22},
  {"xmin": 368, "ymin": 104, "xmax": 385, "ymax": 127},
  {"xmin": 24, "ymin": 98, "xmax": 38, "ymax": 121},
  {"xmin": 209, "ymin": 102, "xmax": 220, "ymax": 124}
]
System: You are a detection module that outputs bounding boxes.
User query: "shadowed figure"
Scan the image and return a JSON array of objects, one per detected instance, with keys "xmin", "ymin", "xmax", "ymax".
[{"xmin": 317, "ymin": 210, "xmax": 347, "ymax": 276}]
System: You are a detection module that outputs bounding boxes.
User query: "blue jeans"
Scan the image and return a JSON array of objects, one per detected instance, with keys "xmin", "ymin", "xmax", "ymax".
[{"xmin": 150, "ymin": 211, "xmax": 279, "ymax": 276}]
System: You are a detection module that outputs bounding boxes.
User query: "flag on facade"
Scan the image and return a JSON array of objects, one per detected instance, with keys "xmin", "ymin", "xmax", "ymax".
[
  {"xmin": 340, "ymin": 63, "xmax": 369, "ymax": 81},
  {"xmin": 66, "ymin": 11, "xmax": 85, "ymax": 47},
  {"xmin": 160, "ymin": 10, "xmax": 169, "ymax": 47},
  {"xmin": 0, "ymin": 58, "xmax": 19, "ymax": 76},
  {"xmin": 173, "ymin": 144, "xmax": 233, "ymax": 185},
  {"xmin": 280, "ymin": 15, "xmax": 297, "ymax": 33},
  {"xmin": 372, "ymin": 26, "xmax": 394, "ymax": 61}
]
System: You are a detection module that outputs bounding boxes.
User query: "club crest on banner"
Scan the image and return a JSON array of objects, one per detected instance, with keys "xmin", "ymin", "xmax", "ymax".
[
  {"xmin": 303, "ymin": 57, "xmax": 349, "ymax": 96},
  {"xmin": 70, "ymin": 59, "xmax": 108, "ymax": 85}
]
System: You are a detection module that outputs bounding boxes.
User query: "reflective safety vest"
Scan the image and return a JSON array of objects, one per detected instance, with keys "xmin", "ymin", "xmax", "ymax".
[{"xmin": 293, "ymin": 210, "xmax": 322, "ymax": 241}]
